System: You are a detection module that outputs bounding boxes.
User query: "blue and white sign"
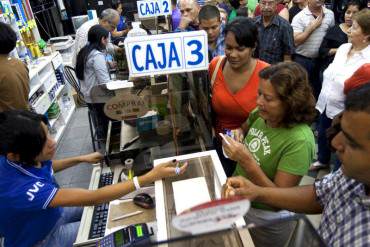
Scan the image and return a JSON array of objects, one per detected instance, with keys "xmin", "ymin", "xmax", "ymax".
[
  {"xmin": 124, "ymin": 31, "xmax": 208, "ymax": 77},
  {"xmin": 137, "ymin": 0, "xmax": 171, "ymax": 18}
]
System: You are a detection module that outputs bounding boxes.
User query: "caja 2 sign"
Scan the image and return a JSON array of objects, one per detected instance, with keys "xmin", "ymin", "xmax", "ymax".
[{"xmin": 137, "ymin": 0, "xmax": 171, "ymax": 18}]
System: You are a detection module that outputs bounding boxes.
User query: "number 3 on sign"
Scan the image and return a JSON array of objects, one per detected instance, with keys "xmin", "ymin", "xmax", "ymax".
[{"xmin": 124, "ymin": 31, "xmax": 209, "ymax": 77}]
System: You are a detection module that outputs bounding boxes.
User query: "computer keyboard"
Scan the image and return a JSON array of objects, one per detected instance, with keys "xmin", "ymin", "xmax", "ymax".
[{"xmin": 89, "ymin": 172, "xmax": 114, "ymax": 239}]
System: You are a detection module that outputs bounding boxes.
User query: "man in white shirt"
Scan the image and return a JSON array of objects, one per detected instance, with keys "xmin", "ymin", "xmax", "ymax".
[
  {"xmin": 175, "ymin": 0, "xmax": 200, "ymax": 32},
  {"xmin": 72, "ymin": 8, "xmax": 121, "ymax": 67},
  {"xmin": 291, "ymin": 0, "xmax": 335, "ymax": 98}
]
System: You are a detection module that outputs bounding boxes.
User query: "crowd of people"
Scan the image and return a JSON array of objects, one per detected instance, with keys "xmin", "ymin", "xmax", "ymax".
[{"xmin": 0, "ymin": 0, "xmax": 369, "ymax": 246}]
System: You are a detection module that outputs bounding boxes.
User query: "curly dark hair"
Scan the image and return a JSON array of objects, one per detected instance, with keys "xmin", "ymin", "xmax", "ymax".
[{"xmin": 259, "ymin": 62, "xmax": 317, "ymax": 127}]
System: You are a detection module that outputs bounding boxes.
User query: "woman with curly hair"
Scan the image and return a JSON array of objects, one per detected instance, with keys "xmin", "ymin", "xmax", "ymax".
[{"xmin": 222, "ymin": 62, "xmax": 316, "ymax": 247}]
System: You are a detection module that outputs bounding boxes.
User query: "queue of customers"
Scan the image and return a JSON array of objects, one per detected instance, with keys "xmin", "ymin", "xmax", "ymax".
[{"xmin": 0, "ymin": 1, "xmax": 370, "ymax": 246}]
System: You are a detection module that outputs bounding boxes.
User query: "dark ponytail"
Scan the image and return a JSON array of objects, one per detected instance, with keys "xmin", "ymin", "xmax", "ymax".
[{"xmin": 76, "ymin": 25, "xmax": 109, "ymax": 80}]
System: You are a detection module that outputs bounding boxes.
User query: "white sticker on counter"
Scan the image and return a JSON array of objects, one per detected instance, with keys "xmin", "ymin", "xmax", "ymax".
[{"xmin": 124, "ymin": 31, "xmax": 208, "ymax": 77}]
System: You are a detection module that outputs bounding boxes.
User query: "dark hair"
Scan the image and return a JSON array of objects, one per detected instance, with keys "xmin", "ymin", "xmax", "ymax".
[
  {"xmin": 343, "ymin": 0, "xmax": 366, "ymax": 15},
  {"xmin": 0, "ymin": 110, "xmax": 48, "ymax": 166},
  {"xmin": 76, "ymin": 25, "xmax": 109, "ymax": 80},
  {"xmin": 346, "ymin": 83, "xmax": 370, "ymax": 114},
  {"xmin": 225, "ymin": 17, "xmax": 258, "ymax": 48},
  {"xmin": 111, "ymin": 0, "xmax": 122, "ymax": 11},
  {"xmin": 0, "ymin": 22, "xmax": 17, "ymax": 54},
  {"xmin": 236, "ymin": 6, "xmax": 249, "ymax": 17},
  {"xmin": 199, "ymin": 5, "xmax": 221, "ymax": 22},
  {"xmin": 259, "ymin": 62, "xmax": 317, "ymax": 127},
  {"xmin": 342, "ymin": 0, "xmax": 366, "ymax": 20},
  {"xmin": 229, "ymin": 0, "xmax": 241, "ymax": 9}
]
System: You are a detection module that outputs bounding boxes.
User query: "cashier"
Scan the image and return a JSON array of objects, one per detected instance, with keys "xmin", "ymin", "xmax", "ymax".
[
  {"xmin": 0, "ymin": 110, "xmax": 188, "ymax": 247},
  {"xmin": 111, "ymin": 0, "xmax": 130, "ymax": 38}
]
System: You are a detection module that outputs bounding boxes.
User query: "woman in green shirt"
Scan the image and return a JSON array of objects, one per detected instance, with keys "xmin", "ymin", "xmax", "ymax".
[{"xmin": 222, "ymin": 62, "xmax": 317, "ymax": 247}]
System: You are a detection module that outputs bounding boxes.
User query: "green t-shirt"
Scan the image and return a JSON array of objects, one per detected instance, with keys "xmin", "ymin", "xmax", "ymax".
[
  {"xmin": 234, "ymin": 109, "xmax": 315, "ymax": 210},
  {"xmin": 228, "ymin": 9, "xmax": 237, "ymax": 22}
]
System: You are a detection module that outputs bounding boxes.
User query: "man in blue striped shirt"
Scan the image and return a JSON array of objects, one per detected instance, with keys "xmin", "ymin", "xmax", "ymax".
[{"xmin": 199, "ymin": 5, "xmax": 225, "ymax": 61}]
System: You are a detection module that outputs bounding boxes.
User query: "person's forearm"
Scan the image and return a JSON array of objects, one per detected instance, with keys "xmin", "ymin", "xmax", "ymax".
[
  {"xmin": 53, "ymin": 156, "xmax": 86, "ymax": 172},
  {"xmin": 85, "ymin": 172, "xmax": 154, "ymax": 205},
  {"xmin": 50, "ymin": 172, "xmax": 155, "ymax": 207},
  {"xmin": 257, "ymin": 185, "xmax": 323, "ymax": 213},
  {"xmin": 294, "ymin": 27, "xmax": 315, "ymax": 46}
]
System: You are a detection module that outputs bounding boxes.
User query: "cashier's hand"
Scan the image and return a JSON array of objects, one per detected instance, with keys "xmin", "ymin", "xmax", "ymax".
[
  {"xmin": 222, "ymin": 176, "xmax": 260, "ymax": 201},
  {"xmin": 222, "ymin": 135, "xmax": 253, "ymax": 165},
  {"xmin": 80, "ymin": 152, "xmax": 104, "ymax": 164},
  {"xmin": 147, "ymin": 160, "xmax": 189, "ymax": 181}
]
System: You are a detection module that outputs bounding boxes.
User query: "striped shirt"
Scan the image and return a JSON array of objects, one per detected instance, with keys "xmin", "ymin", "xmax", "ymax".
[{"xmin": 292, "ymin": 7, "xmax": 335, "ymax": 58}]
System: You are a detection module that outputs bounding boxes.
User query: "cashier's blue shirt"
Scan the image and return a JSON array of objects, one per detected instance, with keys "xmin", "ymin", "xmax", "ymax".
[{"xmin": 0, "ymin": 156, "xmax": 62, "ymax": 247}]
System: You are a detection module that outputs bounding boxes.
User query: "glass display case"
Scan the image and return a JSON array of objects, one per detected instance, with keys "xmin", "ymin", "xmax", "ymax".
[
  {"xmin": 154, "ymin": 150, "xmax": 247, "ymax": 246},
  {"xmin": 102, "ymin": 72, "xmax": 214, "ymax": 176}
]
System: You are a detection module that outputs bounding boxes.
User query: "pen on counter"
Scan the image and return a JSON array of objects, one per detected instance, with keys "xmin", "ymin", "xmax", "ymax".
[{"xmin": 112, "ymin": 210, "xmax": 143, "ymax": 221}]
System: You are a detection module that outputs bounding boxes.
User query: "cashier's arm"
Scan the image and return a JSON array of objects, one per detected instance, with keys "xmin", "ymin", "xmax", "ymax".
[
  {"xmin": 49, "ymin": 161, "xmax": 188, "ymax": 207},
  {"xmin": 52, "ymin": 152, "xmax": 103, "ymax": 172},
  {"xmin": 224, "ymin": 176, "xmax": 323, "ymax": 214}
]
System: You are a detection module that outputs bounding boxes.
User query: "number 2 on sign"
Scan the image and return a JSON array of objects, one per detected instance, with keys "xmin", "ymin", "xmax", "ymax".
[{"xmin": 162, "ymin": 0, "xmax": 169, "ymax": 13}]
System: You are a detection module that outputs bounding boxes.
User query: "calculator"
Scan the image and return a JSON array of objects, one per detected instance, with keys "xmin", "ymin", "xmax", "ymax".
[{"xmin": 96, "ymin": 223, "xmax": 153, "ymax": 247}]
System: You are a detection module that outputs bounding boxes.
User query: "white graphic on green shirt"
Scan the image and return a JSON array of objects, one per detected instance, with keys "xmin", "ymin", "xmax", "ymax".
[{"xmin": 249, "ymin": 128, "xmax": 271, "ymax": 156}]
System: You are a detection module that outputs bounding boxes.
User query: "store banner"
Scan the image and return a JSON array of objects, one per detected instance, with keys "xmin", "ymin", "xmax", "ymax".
[
  {"xmin": 137, "ymin": 0, "xmax": 171, "ymax": 18},
  {"xmin": 124, "ymin": 31, "xmax": 209, "ymax": 77}
]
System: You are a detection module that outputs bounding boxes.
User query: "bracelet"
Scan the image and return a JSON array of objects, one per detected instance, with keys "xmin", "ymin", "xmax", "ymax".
[{"xmin": 133, "ymin": 176, "xmax": 141, "ymax": 190}]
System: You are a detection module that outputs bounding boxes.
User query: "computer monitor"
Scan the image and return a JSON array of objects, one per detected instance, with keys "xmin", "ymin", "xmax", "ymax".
[{"xmin": 71, "ymin": 15, "xmax": 89, "ymax": 32}]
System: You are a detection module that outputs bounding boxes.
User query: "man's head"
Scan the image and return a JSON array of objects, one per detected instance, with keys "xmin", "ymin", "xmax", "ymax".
[
  {"xmin": 331, "ymin": 84, "xmax": 370, "ymax": 185},
  {"xmin": 0, "ymin": 111, "xmax": 57, "ymax": 166},
  {"xmin": 178, "ymin": 0, "xmax": 200, "ymax": 23},
  {"xmin": 199, "ymin": 5, "xmax": 222, "ymax": 44},
  {"xmin": 308, "ymin": 0, "xmax": 325, "ymax": 9},
  {"xmin": 0, "ymin": 22, "xmax": 17, "ymax": 55},
  {"xmin": 99, "ymin": 8, "xmax": 120, "ymax": 32},
  {"xmin": 260, "ymin": 0, "xmax": 278, "ymax": 18}
]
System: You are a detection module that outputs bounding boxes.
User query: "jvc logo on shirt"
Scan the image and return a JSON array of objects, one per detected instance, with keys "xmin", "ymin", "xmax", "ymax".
[{"xmin": 26, "ymin": 182, "xmax": 45, "ymax": 201}]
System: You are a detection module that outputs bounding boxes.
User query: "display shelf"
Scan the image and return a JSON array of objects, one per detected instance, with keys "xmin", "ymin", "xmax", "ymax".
[
  {"xmin": 48, "ymin": 112, "xmax": 61, "ymax": 128},
  {"xmin": 50, "ymin": 84, "xmax": 66, "ymax": 105},
  {"xmin": 28, "ymin": 54, "xmax": 57, "ymax": 80},
  {"xmin": 53, "ymin": 104, "xmax": 76, "ymax": 143},
  {"xmin": 29, "ymin": 80, "xmax": 44, "ymax": 98}
]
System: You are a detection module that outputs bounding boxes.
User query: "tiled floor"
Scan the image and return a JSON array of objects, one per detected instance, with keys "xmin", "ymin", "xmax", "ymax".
[{"xmin": 54, "ymin": 107, "xmax": 96, "ymax": 189}]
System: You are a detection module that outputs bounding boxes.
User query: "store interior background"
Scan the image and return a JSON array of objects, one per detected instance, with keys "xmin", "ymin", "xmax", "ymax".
[{"xmin": 3, "ymin": 0, "xmax": 335, "ymax": 236}]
